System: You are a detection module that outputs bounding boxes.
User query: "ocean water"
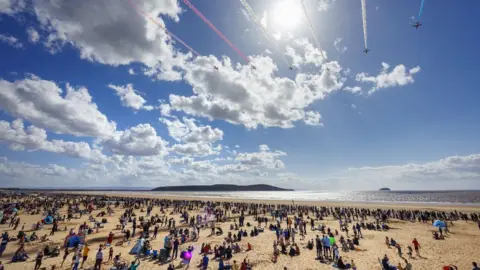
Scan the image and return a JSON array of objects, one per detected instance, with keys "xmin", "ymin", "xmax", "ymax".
[{"xmin": 103, "ymin": 190, "xmax": 480, "ymax": 205}]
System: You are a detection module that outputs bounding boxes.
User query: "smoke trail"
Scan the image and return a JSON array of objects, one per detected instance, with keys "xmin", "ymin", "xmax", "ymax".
[
  {"xmin": 239, "ymin": 0, "xmax": 291, "ymax": 67},
  {"xmin": 299, "ymin": 0, "xmax": 327, "ymax": 62},
  {"xmin": 128, "ymin": 0, "xmax": 201, "ymax": 57},
  {"xmin": 183, "ymin": 0, "xmax": 251, "ymax": 64},
  {"xmin": 361, "ymin": 0, "xmax": 368, "ymax": 49},
  {"xmin": 418, "ymin": 0, "xmax": 425, "ymax": 18}
]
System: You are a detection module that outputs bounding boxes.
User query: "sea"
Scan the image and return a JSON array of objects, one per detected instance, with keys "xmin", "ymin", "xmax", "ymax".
[{"xmin": 100, "ymin": 190, "xmax": 480, "ymax": 205}]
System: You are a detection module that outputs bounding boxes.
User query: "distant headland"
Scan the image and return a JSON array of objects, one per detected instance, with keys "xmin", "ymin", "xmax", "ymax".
[
  {"xmin": 379, "ymin": 187, "xmax": 391, "ymax": 191},
  {"xmin": 151, "ymin": 184, "xmax": 294, "ymax": 192}
]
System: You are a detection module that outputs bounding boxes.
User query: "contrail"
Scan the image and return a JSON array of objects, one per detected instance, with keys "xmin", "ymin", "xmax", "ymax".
[
  {"xmin": 418, "ymin": 0, "xmax": 425, "ymax": 18},
  {"xmin": 361, "ymin": 0, "xmax": 368, "ymax": 49},
  {"xmin": 183, "ymin": 0, "xmax": 251, "ymax": 64},
  {"xmin": 300, "ymin": 0, "xmax": 327, "ymax": 63},
  {"xmin": 128, "ymin": 0, "xmax": 201, "ymax": 57},
  {"xmin": 239, "ymin": 0, "xmax": 291, "ymax": 67}
]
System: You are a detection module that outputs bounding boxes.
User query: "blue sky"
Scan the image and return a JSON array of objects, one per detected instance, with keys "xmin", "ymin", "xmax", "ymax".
[{"xmin": 0, "ymin": 0, "xmax": 479, "ymax": 190}]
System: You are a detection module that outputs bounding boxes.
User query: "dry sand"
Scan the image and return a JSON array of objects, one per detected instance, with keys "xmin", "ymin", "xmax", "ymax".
[{"xmin": 1, "ymin": 192, "xmax": 479, "ymax": 270}]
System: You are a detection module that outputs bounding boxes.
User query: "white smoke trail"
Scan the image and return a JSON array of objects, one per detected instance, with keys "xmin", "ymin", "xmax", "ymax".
[
  {"xmin": 239, "ymin": 0, "xmax": 291, "ymax": 67},
  {"xmin": 300, "ymin": 0, "xmax": 327, "ymax": 62},
  {"xmin": 361, "ymin": 0, "xmax": 368, "ymax": 49}
]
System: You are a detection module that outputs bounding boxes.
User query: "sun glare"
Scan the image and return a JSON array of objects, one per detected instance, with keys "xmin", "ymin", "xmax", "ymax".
[{"xmin": 272, "ymin": 0, "xmax": 303, "ymax": 30}]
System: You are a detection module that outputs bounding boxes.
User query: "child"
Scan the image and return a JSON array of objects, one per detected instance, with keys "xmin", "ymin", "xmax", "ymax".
[{"xmin": 108, "ymin": 247, "xmax": 114, "ymax": 261}]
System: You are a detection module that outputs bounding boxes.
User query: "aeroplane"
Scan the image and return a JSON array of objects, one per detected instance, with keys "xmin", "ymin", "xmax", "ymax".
[
  {"xmin": 363, "ymin": 48, "xmax": 370, "ymax": 54},
  {"xmin": 213, "ymin": 66, "xmax": 219, "ymax": 70},
  {"xmin": 251, "ymin": 65, "xmax": 256, "ymax": 70},
  {"xmin": 412, "ymin": 21, "xmax": 422, "ymax": 29},
  {"xmin": 289, "ymin": 66, "xmax": 294, "ymax": 71}
]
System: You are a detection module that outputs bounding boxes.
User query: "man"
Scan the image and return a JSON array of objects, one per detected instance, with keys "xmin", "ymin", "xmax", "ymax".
[
  {"xmin": 315, "ymin": 235, "xmax": 322, "ymax": 259},
  {"xmin": 34, "ymin": 250, "xmax": 44, "ymax": 270},
  {"xmin": 93, "ymin": 245, "xmax": 105, "ymax": 270},
  {"xmin": 472, "ymin": 262, "xmax": 480, "ymax": 270},
  {"xmin": 173, "ymin": 237, "xmax": 180, "ymax": 259}
]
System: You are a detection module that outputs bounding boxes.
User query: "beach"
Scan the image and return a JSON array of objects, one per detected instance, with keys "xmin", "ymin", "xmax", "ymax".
[{"xmin": 1, "ymin": 191, "xmax": 479, "ymax": 270}]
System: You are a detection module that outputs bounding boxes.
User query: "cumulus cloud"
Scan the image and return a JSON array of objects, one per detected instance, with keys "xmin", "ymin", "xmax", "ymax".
[
  {"xmin": 0, "ymin": 119, "xmax": 107, "ymax": 162},
  {"xmin": 29, "ymin": 0, "xmax": 187, "ymax": 80},
  {"xmin": 101, "ymin": 124, "xmax": 168, "ymax": 156},
  {"xmin": 26, "ymin": 28, "xmax": 40, "ymax": 44},
  {"xmin": 0, "ymin": 33, "xmax": 23, "ymax": 49},
  {"xmin": 171, "ymin": 142, "xmax": 221, "ymax": 157},
  {"xmin": 108, "ymin": 84, "xmax": 153, "ymax": 111},
  {"xmin": 236, "ymin": 146, "xmax": 287, "ymax": 170},
  {"xmin": 160, "ymin": 117, "xmax": 223, "ymax": 143},
  {"xmin": 0, "ymin": 0, "xmax": 25, "ymax": 15},
  {"xmin": 356, "ymin": 62, "xmax": 421, "ymax": 94},
  {"xmin": 166, "ymin": 53, "xmax": 343, "ymax": 129},
  {"xmin": 344, "ymin": 86, "xmax": 362, "ymax": 94},
  {"xmin": 0, "ymin": 75, "xmax": 117, "ymax": 138}
]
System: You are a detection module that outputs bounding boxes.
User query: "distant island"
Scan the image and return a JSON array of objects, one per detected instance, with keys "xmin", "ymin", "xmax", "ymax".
[
  {"xmin": 379, "ymin": 187, "xmax": 391, "ymax": 191},
  {"xmin": 152, "ymin": 184, "xmax": 294, "ymax": 192}
]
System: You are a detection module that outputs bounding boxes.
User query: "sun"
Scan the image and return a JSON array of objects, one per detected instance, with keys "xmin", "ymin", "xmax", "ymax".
[{"xmin": 272, "ymin": 0, "xmax": 303, "ymax": 30}]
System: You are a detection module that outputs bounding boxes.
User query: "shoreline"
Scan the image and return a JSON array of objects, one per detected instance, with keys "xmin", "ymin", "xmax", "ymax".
[{"xmin": 51, "ymin": 191, "xmax": 480, "ymax": 212}]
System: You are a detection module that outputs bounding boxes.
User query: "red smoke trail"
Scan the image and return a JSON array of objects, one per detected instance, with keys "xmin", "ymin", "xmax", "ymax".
[
  {"xmin": 128, "ymin": 0, "xmax": 201, "ymax": 57},
  {"xmin": 183, "ymin": 0, "xmax": 251, "ymax": 64}
]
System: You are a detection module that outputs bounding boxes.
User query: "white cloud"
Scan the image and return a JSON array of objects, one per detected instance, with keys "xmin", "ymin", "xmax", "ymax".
[
  {"xmin": 128, "ymin": 68, "xmax": 136, "ymax": 75},
  {"xmin": 304, "ymin": 111, "xmax": 323, "ymax": 126},
  {"xmin": 0, "ymin": 0, "xmax": 25, "ymax": 15},
  {"xmin": 259, "ymin": 144, "xmax": 270, "ymax": 152},
  {"xmin": 351, "ymin": 104, "xmax": 357, "ymax": 110},
  {"xmin": 344, "ymin": 86, "xmax": 362, "ymax": 94},
  {"xmin": 31, "ymin": 0, "xmax": 187, "ymax": 81},
  {"xmin": 0, "ymin": 33, "xmax": 23, "ymax": 49},
  {"xmin": 316, "ymin": 0, "xmax": 337, "ymax": 11},
  {"xmin": 356, "ymin": 62, "xmax": 421, "ymax": 94},
  {"xmin": 285, "ymin": 46, "xmax": 304, "ymax": 67},
  {"xmin": 101, "ymin": 123, "xmax": 168, "ymax": 156},
  {"xmin": 333, "ymin": 38, "xmax": 347, "ymax": 54},
  {"xmin": 171, "ymin": 142, "xmax": 220, "ymax": 157},
  {"xmin": 326, "ymin": 154, "xmax": 480, "ymax": 190},
  {"xmin": 0, "ymin": 75, "xmax": 117, "ymax": 138},
  {"xmin": 160, "ymin": 117, "xmax": 223, "ymax": 143},
  {"xmin": 236, "ymin": 146, "xmax": 287, "ymax": 170},
  {"xmin": 0, "ymin": 119, "xmax": 107, "ymax": 162},
  {"xmin": 235, "ymin": 145, "xmax": 240, "ymax": 148},
  {"xmin": 108, "ymin": 84, "xmax": 153, "ymax": 111},
  {"xmin": 264, "ymin": 49, "xmax": 272, "ymax": 54},
  {"xmin": 26, "ymin": 28, "xmax": 40, "ymax": 44},
  {"xmin": 167, "ymin": 54, "xmax": 344, "ymax": 129}
]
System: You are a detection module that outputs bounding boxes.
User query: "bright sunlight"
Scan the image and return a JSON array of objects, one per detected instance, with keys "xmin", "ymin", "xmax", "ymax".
[{"xmin": 272, "ymin": 0, "xmax": 303, "ymax": 30}]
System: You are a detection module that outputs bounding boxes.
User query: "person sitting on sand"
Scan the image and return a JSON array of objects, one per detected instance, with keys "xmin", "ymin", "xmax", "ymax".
[
  {"xmin": 288, "ymin": 245, "xmax": 296, "ymax": 256},
  {"xmin": 246, "ymin": 242, "xmax": 253, "ymax": 251},
  {"xmin": 472, "ymin": 262, "xmax": 480, "ymax": 270}
]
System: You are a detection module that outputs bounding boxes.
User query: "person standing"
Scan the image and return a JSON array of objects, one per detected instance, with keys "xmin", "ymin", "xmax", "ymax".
[
  {"xmin": 412, "ymin": 238, "xmax": 421, "ymax": 256},
  {"xmin": 173, "ymin": 238, "xmax": 180, "ymax": 259},
  {"xmin": 34, "ymin": 250, "xmax": 44, "ymax": 270},
  {"xmin": 315, "ymin": 235, "xmax": 322, "ymax": 259},
  {"xmin": 0, "ymin": 232, "xmax": 8, "ymax": 256},
  {"xmin": 93, "ymin": 245, "xmax": 105, "ymax": 270},
  {"xmin": 72, "ymin": 250, "xmax": 81, "ymax": 270},
  {"xmin": 81, "ymin": 244, "xmax": 90, "ymax": 268}
]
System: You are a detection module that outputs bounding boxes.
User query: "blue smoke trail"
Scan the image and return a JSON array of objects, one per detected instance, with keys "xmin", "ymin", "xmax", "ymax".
[{"xmin": 418, "ymin": 0, "xmax": 425, "ymax": 18}]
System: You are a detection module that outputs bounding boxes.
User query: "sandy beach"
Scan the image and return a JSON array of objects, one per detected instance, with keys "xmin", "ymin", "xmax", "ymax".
[{"xmin": 1, "ymin": 192, "xmax": 479, "ymax": 270}]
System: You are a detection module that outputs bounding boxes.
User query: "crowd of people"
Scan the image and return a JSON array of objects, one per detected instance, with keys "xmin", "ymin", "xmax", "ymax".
[{"xmin": 0, "ymin": 190, "xmax": 479, "ymax": 269}]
